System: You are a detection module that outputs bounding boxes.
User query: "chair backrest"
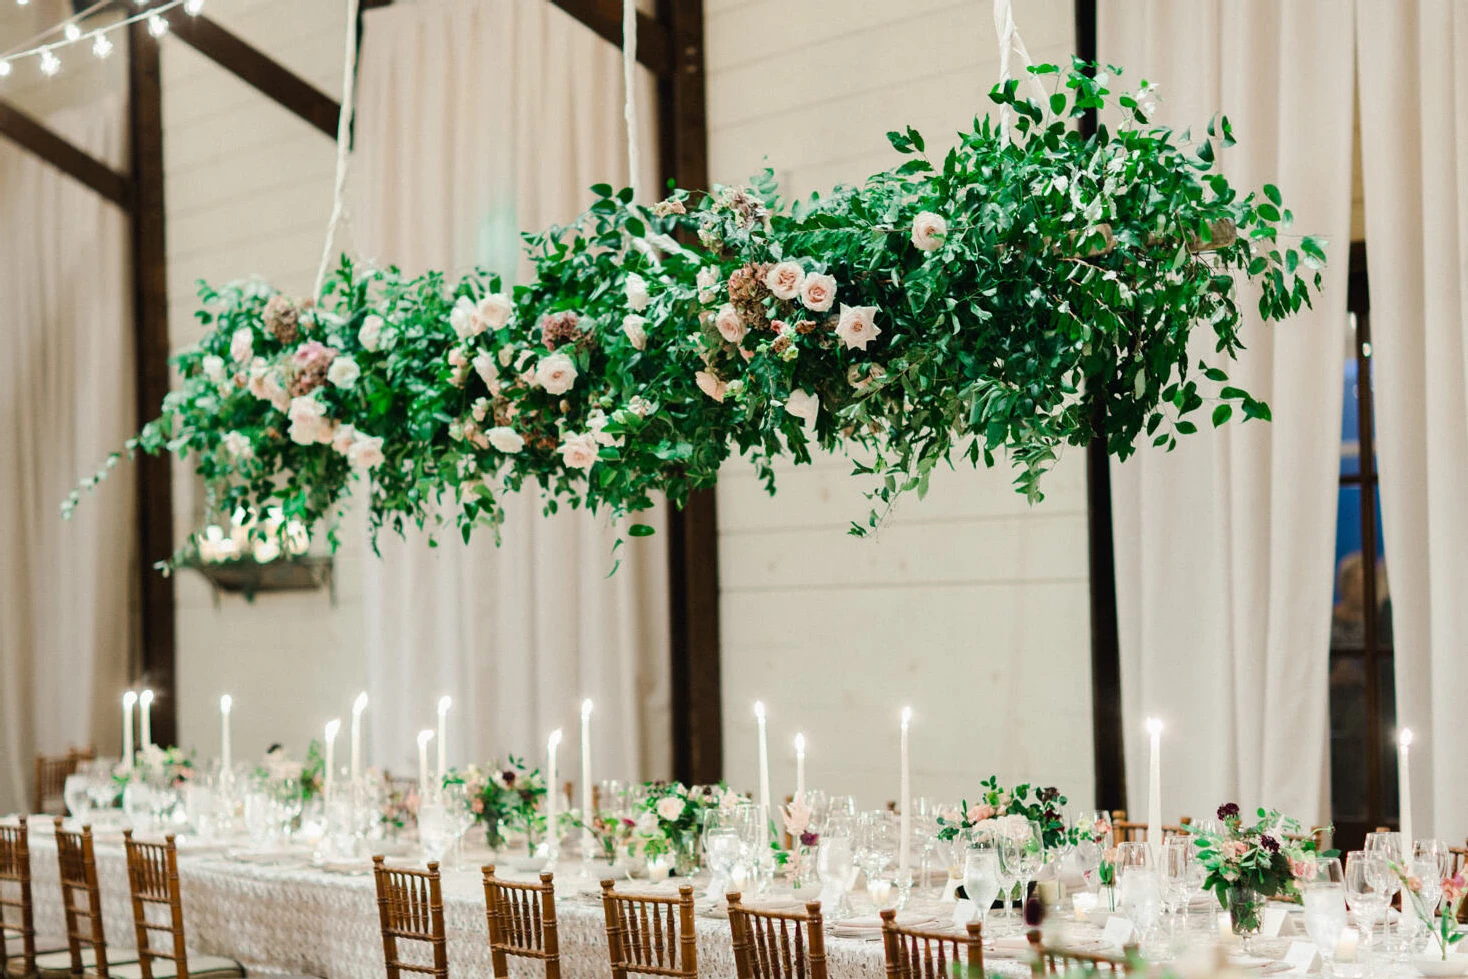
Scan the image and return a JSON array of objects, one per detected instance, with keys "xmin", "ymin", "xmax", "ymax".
[
  {"xmin": 34, "ymin": 755, "xmax": 75, "ymax": 816},
  {"xmin": 727, "ymin": 892, "xmax": 826, "ymax": 979},
  {"xmin": 879, "ymin": 908, "xmax": 982, "ymax": 979},
  {"xmin": 373, "ymin": 857, "xmax": 448, "ymax": 979},
  {"xmin": 1108, "ymin": 811, "xmax": 1189, "ymax": 842},
  {"xmin": 482, "ymin": 866, "xmax": 560, "ymax": 979},
  {"xmin": 1026, "ymin": 931, "xmax": 1136, "ymax": 976},
  {"xmin": 122, "ymin": 831, "xmax": 190, "ymax": 979},
  {"xmin": 0, "ymin": 816, "xmax": 37, "ymax": 978},
  {"xmin": 599, "ymin": 880, "xmax": 698, "ymax": 979},
  {"xmin": 55, "ymin": 819, "xmax": 110, "ymax": 979}
]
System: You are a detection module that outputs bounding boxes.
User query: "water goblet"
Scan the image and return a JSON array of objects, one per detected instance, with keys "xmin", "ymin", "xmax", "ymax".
[
  {"xmin": 817, "ymin": 835, "xmax": 858, "ymax": 920},
  {"xmin": 64, "ymin": 773, "xmax": 91, "ymax": 820},
  {"xmin": 1346, "ymin": 850, "xmax": 1391, "ymax": 967},
  {"xmin": 1303, "ymin": 881, "xmax": 1349, "ymax": 979},
  {"xmin": 962, "ymin": 843, "xmax": 1003, "ymax": 931},
  {"xmin": 997, "ymin": 820, "xmax": 1044, "ymax": 919}
]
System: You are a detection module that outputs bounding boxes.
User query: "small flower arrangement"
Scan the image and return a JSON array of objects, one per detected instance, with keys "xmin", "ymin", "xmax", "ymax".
[
  {"xmin": 447, "ymin": 757, "xmax": 546, "ymax": 850},
  {"xmin": 1195, "ymin": 803, "xmax": 1327, "ymax": 931},
  {"xmin": 575, "ymin": 809, "xmax": 637, "ymax": 863},
  {"xmin": 252, "ymin": 742, "xmax": 325, "ymax": 801},
  {"xmin": 122, "ymin": 744, "xmax": 195, "ymax": 788},
  {"xmin": 936, "ymin": 776, "xmax": 1073, "ymax": 850},
  {"xmin": 633, "ymin": 782, "xmax": 746, "ymax": 862},
  {"xmin": 1398, "ymin": 864, "xmax": 1468, "ymax": 960}
]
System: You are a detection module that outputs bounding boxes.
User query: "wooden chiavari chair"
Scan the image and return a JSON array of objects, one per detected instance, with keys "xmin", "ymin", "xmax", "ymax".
[
  {"xmin": 726, "ymin": 892, "xmax": 826, "ymax": 979},
  {"xmin": 39, "ymin": 819, "xmax": 139, "ymax": 977},
  {"xmin": 1108, "ymin": 811, "xmax": 1190, "ymax": 842},
  {"xmin": 1026, "ymin": 931, "xmax": 1137, "ymax": 976},
  {"xmin": 481, "ymin": 866, "xmax": 560, "ymax": 979},
  {"xmin": 2, "ymin": 816, "xmax": 40, "ymax": 979},
  {"xmin": 116, "ymin": 833, "xmax": 241, "ymax": 979},
  {"xmin": 33, "ymin": 750, "xmax": 96, "ymax": 816},
  {"xmin": 373, "ymin": 858, "xmax": 447, "ymax": 979},
  {"xmin": 878, "ymin": 909, "xmax": 982, "ymax": 979},
  {"xmin": 599, "ymin": 880, "xmax": 698, "ymax": 979}
]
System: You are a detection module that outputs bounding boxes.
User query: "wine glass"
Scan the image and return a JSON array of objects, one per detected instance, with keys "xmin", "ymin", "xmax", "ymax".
[
  {"xmin": 272, "ymin": 776, "xmax": 304, "ymax": 841},
  {"xmin": 703, "ymin": 811, "xmax": 744, "ymax": 893},
  {"xmin": 1415, "ymin": 839, "xmax": 1451, "ymax": 878},
  {"xmin": 1346, "ymin": 850, "xmax": 1391, "ymax": 965},
  {"xmin": 854, "ymin": 810, "xmax": 898, "ymax": 882},
  {"xmin": 1073, "ymin": 809, "xmax": 1115, "ymax": 850},
  {"xmin": 1307, "ymin": 855, "xmax": 1345, "ymax": 885},
  {"xmin": 817, "ymin": 835, "xmax": 857, "ymax": 920},
  {"xmin": 998, "ymin": 821, "xmax": 1044, "ymax": 927},
  {"xmin": 418, "ymin": 797, "xmax": 449, "ymax": 862},
  {"xmin": 1303, "ymin": 881, "xmax": 1348, "ymax": 979},
  {"xmin": 818, "ymin": 795, "xmax": 857, "ymax": 833},
  {"xmin": 962, "ymin": 842, "xmax": 1003, "ymax": 930},
  {"xmin": 1160, "ymin": 837, "xmax": 1193, "ymax": 936}
]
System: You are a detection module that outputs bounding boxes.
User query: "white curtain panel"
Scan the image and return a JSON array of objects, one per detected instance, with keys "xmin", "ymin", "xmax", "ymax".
[
  {"xmin": 1355, "ymin": 0, "xmax": 1468, "ymax": 843},
  {"xmin": 0, "ymin": 95, "xmax": 133, "ymax": 813},
  {"xmin": 1100, "ymin": 1, "xmax": 1354, "ymax": 825},
  {"xmin": 352, "ymin": 0, "xmax": 671, "ymax": 784}
]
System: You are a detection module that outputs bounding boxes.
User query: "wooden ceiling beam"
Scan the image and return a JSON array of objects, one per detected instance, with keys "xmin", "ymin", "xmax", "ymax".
[{"xmin": 0, "ymin": 100, "xmax": 133, "ymax": 209}]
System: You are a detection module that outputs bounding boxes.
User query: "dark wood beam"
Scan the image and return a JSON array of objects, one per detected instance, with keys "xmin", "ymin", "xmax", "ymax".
[
  {"xmin": 1074, "ymin": 0, "xmax": 1126, "ymax": 813},
  {"xmin": 128, "ymin": 22, "xmax": 177, "ymax": 748},
  {"xmin": 167, "ymin": 13, "xmax": 341, "ymax": 139},
  {"xmin": 658, "ymin": 0, "xmax": 721, "ymax": 786},
  {"xmin": 0, "ymin": 100, "xmax": 133, "ymax": 209}
]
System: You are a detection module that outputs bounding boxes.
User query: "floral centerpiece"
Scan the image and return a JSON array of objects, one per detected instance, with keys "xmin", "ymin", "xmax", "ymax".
[
  {"xmin": 448, "ymin": 758, "xmax": 546, "ymax": 851},
  {"xmin": 1194, "ymin": 803, "xmax": 1326, "ymax": 937},
  {"xmin": 633, "ymin": 782, "xmax": 746, "ymax": 876},
  {"xmin": 936, "ymin": 776, "xmax": 1073, "ymax": 850},
  {"xmin": 366, "ymin": 768, "xmax": 418, "ymax": 834},
  {"xmin": 576, "ymin": 809, "xmax": 637, "ymax": 864},
  {"xmin": 1399, "ymin": 863, "xmax": 1468, "ymax": 963},
  {"xmin": 782, "ymin": 795, "xmax": 820, "ymax": 888},
  {"xmin": 252, "ymin": 742, "xmax": 325, "ymax": 801},
  {"xmin": 117, "ymin": 745, "xmax": 195, "ymax": 788}
]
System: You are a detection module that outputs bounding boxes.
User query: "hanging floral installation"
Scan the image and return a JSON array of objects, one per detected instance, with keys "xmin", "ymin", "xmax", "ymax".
[{"xmin": 65, "ymin": 63, "xmax": 1325, "ymax": 568}]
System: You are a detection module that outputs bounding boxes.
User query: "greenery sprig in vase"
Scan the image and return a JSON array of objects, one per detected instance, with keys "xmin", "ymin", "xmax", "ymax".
[{"xmin": 1194, "ymin": 803, "xmax": 1328, "ymax": 936}]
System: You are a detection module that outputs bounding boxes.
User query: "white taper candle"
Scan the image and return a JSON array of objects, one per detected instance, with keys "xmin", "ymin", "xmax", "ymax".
[
  {"xmin": 547, "ymin": 728, "xmax": 563, "ymax": 856},
  {"xmin": 755, "ymin": 701, "xmax": 771, "ymax": 842},
  {"xmin": 324, "ymin": 718, "xmax": 341, "ymax": 803},
  {"xmin": 1146, "ymin": 718, "xmax": 1164, "ymax": 860},
  {"xmin": 581, "ymin": 700, "xmax": 594, "ymax": 856},
  {"xmin": 794, "ymin": 733, "xmax": 806, "ymax": 801},
  {"xmin": 899, "ymin": 707, "xmax": 912, "ymax": 878},
  {"xmin": 122, "ymin": 691, "xmax": 137, "ymax": 770},
  {"xmin": 351, "ymin": 692, "xmax": 368, "ymax": 781},
  {"xmin": 436, "ymin": 696, "xmax": 451, "ymax": 783},
  {"xmin": 139, "ymin": 690, "xmax": 154, "ymax": 749},
  {"xmin": 219, "ymin": 695, "xmax": 232, "ymax": 772},
  {"xmin": 417, "ymin": 730, "xmax": 434, "ymax": 801},
  {"xmin": 1399, "ymin": 728, "xmax": 1414, "ymax": 862}
]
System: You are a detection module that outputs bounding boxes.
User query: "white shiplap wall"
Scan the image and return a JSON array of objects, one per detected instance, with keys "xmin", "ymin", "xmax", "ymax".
[{"xmin": 705, "ymin": 0, "xmax": 1097, "ymax": 810}]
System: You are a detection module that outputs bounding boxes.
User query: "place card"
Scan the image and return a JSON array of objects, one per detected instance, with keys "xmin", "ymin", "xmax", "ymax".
[
  {"xmin": 1263, "ymin": 905, "xmax": 1291, "ymax": 937},
  {"xmin": 1100, "ymin": 916, "xmax": 1135, "ymax": 947},
  {"xmin": 951, "ymin": 899, "xmax": 976, "ymax": 929},
  {"xmin": 1282, "ymin": 941, "xmax": 1321, "ymax": 974}
]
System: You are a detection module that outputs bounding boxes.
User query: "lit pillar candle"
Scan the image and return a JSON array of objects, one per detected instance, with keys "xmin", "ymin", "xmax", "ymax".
[
  {"xmin": 794, "ymin": 733, "xmax": 807, "ymax": 802},
  {"xmin": 417, "ymin": 730, "xmax": 434, "ymax": 801},
  {"xmin": 122, "ymin": 691, "xmax": 137, "ymax": 770},
  {"xmin": 581, "ymin": 700, "xmax": 594, "ymax": 856},
  {"xmin": 1399, "ymin": 729, "xmax": 1414, "ymax": 862},
  {"xmin": 436, "ymin": 696, "xmax": 451, "ymax": 783},
  {"xmin": 323, "ymin": 718, "xmax": 341, "ymax": 803},
  {"xmin": 546, "ymin": 729, "xmax": 563, "ymax": 856},
  {"xmin": 219, "ymin": 695, "xmax": 232, "ymax": 772},
  {"xmin": 139, "ymin": 690, "xmax": 154, "ymax": 748},
  {"xmin": 899, "ymin": 707, "xmax": 912, "ymax": 879},
  {"xmin": 1146, "ymin": 718, "xmax": 1164, "ymax": 860},
  {"xmin": 351, "ymin": 692, "xmax": 368, "ymax": 781},
  {"xmin": 754, "ymin": 702, "xmax": 771, "ymax": 841}
]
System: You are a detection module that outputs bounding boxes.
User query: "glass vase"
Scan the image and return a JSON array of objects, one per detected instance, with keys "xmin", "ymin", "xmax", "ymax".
[
  {"xmin": 672, "ymin": 832, "xmax": 700, "ymax": 877},
  {"xmin": 790, "ymin": 842, "xmax": 819, "ymax": 891},
  {"xmin": 1227, "ymin": 884, "xmax": 1265, "ymax": 943}
]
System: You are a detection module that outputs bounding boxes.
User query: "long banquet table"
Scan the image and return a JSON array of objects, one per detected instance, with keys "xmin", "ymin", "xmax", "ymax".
[{"xmin": 21, "ymin": 828, "xmax": 1047, "ymax": 979}]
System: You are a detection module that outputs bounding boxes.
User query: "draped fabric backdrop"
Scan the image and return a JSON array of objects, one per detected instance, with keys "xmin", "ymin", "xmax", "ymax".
[
  {"xmin": 1355, "ymin": 0, "xmax": 1468, "ymax": 843},
  {"xmin": 352, "ymin": 0, "xmax": 670, "ymax": 785},
  {"xmin": 1100, "ymin": 1, "xmax": 1354, "ymax": 826},
  {"xmin": 0, "ymin": 96, "xmax": 133, "ymax": 813}
]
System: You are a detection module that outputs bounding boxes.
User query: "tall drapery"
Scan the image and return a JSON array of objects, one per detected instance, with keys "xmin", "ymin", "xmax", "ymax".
[
  {"xmin": 1355, "ymin": 0, "xmax": 1468, "ymax": 843},
  {"xmin": 1100, "ymin": 1, "xmax": 1354, "ymax": 825},
  {"xmin": 352, "ymin": 0, "xmax": 671, "ymax": 784},
  {"xmin": 0, "ymin": 96, "xmax": 133, "ymax": 813}
]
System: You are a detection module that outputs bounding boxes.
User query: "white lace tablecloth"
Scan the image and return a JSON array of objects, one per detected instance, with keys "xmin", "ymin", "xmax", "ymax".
[{"xmin": 22, "ymin": 830, "xmax": 1043, "ymax": 979}]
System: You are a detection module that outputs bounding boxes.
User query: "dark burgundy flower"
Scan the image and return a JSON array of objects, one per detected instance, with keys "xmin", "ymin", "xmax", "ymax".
[
  {"xmin": 800, "ymin": 831, "xmax": 820, "ymax": 847},
  {"xmin": 1260, "ymin": 835, "xmax": 1280, "ymax": 853},
  {"xmin": 1024, "ymin": 896, "xmax": 1046, "ymax": 928},
  {"xmin": 502, "ymin": 770, "xmax": 516, "ymax": 786},
  {"xmin": 1217, "ymin": 802, "xmax": 1241, "ymax": 820}
]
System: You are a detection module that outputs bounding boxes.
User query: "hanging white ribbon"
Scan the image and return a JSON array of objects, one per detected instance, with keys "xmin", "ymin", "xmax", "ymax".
[
  {"xmin": 313, "ymin": 0, "xmax": 362, "ymax": 299},
  {"xmin": 622, "ymin": 0, "xmax": 640, "ymax": 201},
  {"xmin": 992, "ymin": 0, "xmax": 1048, "ymax": 145}
]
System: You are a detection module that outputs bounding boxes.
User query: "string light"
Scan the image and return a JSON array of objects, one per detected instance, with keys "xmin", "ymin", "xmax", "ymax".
[
  {"xmin": 62, "ymin": 23, "xmax": 81, "ymax": 42},
  {"xmin": 0, "ymin": 61, "xmax": 10, "ymax": 78},
  {"xmin": 91, "ymin": 33, "xmax": 112, "ymax": 59},
  {"xmin": 184, "ymin": 0, "xmax": 204, "ymax": 13},
  {"xmin": 16, "ymin": 0, "xmax": 30, "ymax": 7},
  {"xmin": 38, "ymin": 47, "xmax": 59, "ymax": 76},
  {"xmin": 147, "ymin": 13, "xmax": 169, "ymax": 37},
  {"xmin": 0, "ymin": 0, "xmax": 204, "ymax": 79}
]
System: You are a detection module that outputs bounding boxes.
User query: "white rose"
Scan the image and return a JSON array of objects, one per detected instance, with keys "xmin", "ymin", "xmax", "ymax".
[
  {"xmin": 785, "ymin": 388, "xmax": 819, "ymax": 425},
  {"xmin": 622, "ymin": 314, "xmax": 648, "ymax": 350},
  {"xmin": 331, "ymin": 423, "xmax": 357, "ymax": 455},
  {"xmin": 587, "ymin": 409, "xmax": 624, "ymax": 447},
  {"xmin": 636, "ymin": 812, "xmax": 660, "ymax": 835},
  {"xmin": 834, "ymin": 303, "xmax": 882, "ymax": 351},
  {"xmin": 696, "ymin": 266, "xmax": 720, "ymax": 303},
  {"xmin": 715, "ymin": 304, "xmax": 747, "ymax": 343},
  {"xmin": 447, "ymin": 347, "xmax": 470, "ymax": 387},
  {"xmin": 477, "ymin": 293, "xmax": 514, "ymax": 329},
  {"xmin": 229, "ymin": 327, "xmax": 253, "ymax": 364},
  {"xmin": 221, "ymin": 431, "xmax": 253, "ymax": 460},
  {"xmin": 472, "ymin": 351, "xmax": 497, "ymax": 388},
  {"xmin": 327, "ymin": 356, "xmax": 360, "ymax": 389},
  {"xmin": 558, "ymin": 432, "xmax": 599, "ymax": 471},
  {"xmin": 628, "ymin": 396, "xmax": 654, "ymax": 418},
  {"xmin": 450, "ymin": 296, "xmax": 486, "ymax": 340},
  {"xmin": 763, "ymin": 261, "xmax": 806, "ymax": 301},
  {"xmin": 656, "ymin": 796, "xmax": 686, "ymax": 822},
  {"xmin": 535, "ymin": 352, "xmax": 578, "ymax": 395},
  {"xmin": 800, "ymin": 273, "xmax": 837, "ymax": 312},
  {"xmin": 471, "ymin": 398, "xmax": 490, "ymax": 423},
  {"xmin": 488, "ymin": 426, "xmax": 524, "ymax": 453},
  {"xmin": 287, "ymin": 396, "xmax": 334, "ymax": 445},
  {"xmin": 346, "ymin": 434, "xmax": 385, "ymax": 470},
  {"xmin": 358, "ymin": 314, "xmax": 384, "ymax": 352},
  {"xmin": 910, "ymin": 211, "xmax": 948, "ymax": 252},
  {"xmin": 625, "ymin": 273, "xmax": 651, "ymax": 311},
  {"xmin": 202, "ymin": 355, "xmax": 226, "ymax": 383}
]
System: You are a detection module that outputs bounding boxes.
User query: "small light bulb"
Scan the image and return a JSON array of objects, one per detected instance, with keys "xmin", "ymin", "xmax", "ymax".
[
  {"xmin": 184, "ymin": 0, "xmax": 204, "ymax": 13},
  {"xmin": 39, "ymin": 48, "xmax": 60, "ymax": 76},
  {"xmin": 16, "ymin": 0, "xmax": 30, "ymax": 7},
  {"xmin": 91, "ymin": 33, "xmax": 113, "ymax": 59},
  {"xmin": 62, "ymin": 23, "xmax": 81, "ymax": 42},
  {"xmin": 0, "ymin": 60, "xmax": 11, "ymax": 78},
  {"xmin": 147, "ymin": 13, "xmax": 169, "ymax": 37}
]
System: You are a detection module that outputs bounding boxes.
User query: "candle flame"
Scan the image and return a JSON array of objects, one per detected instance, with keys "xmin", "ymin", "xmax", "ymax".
[
  {"xmin": 754, "ymin": 700, "xmax": 765, "ymax": 721},
  {"xmin": 219, "ymin": 694, "xmax": 232, "ymax": 713},
  {"xmin": 901, "ymin": 706, "xmax": 912, "ymax": 726},
  {"xmin": 417, "ymin": 729, "xmax": 435, "ymax": 746},
  {"xmin": 353, "ymin": 692, "xmax": 368, "ymax": 715},
  {"xmin": 437, "ymin": 695, "xmax": 452, "ymax": 715},
  {"xmin": 1400, "ymin": 728, "xmax": 1414, "ymax": 748},
  {"xmin": 1146, "ymin": 717, "xmax": 1164, "ymax": 736},
  {"xmin": 139, "ymin": 689, "xmax": 154, "ymax": 707},
  {"xmin": 582, "ymin": 698, "xmax": 594, "ymax": 719},
  {"xmin": 794, "ymin": 732, "xmax": 806, "ymax": 754},
  {"xmin": 325, "ymin": 718, "xmax": 341, "ymax": 741},
  {"xmin": 548, "ymin": 728, "xmax": 563, "ymax": 748},
  {"xmin": 123, "ymin": 691, "xmax": 138, "ymax": 708}
]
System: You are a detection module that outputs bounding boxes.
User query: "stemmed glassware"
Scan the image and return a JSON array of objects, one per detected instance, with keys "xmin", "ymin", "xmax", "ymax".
[
  {"xmin": 816, "ymin": 819, "xmax": 858, "ymax": 920},
  {"xmin": 1159, "ymin": 837, "xmax": 1194, "ymax": 941},
  {"xmin": 1346, "ymin": 849, "xmax": 1392, "ymax": 966},
  {"xmin": 1364, "ymin": 832, "xmax": 1405, "ymax": 954},
  {"xmin": 702, "ymin": 810, "xmax": 744, "ymax": 895},
  {"xmin": 962, "ymin": 840, "xmax": 1003, "ymax": 931},
  {"xmin": 1303, "ymin": 876, "xmax": 1349, "ymax": 979},
  {"xmin": 1116, "ymin": 842, "xmax": 1161, "ymax": 944},
  {"xmin": 64, "ymin": 773, "xmax": 91, "ymax": 820},
  {"xmin": 997, "ymin": 820, "xmax": 1044, "ymax": 924}
]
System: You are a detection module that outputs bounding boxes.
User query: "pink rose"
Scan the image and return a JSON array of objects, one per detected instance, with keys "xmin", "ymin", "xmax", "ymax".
[
  {"xmin": 477, "ymin": 293, "xmax": 514, "ymax": 329},
  {"xmin": 450, "ymin": 296, "xmax": 487, "ymax": 340},
  {"xmin": 800, "ymin": 273, "xmax": 836, "ymax": 312},
  {"xmin": 331, "ymin": 424, "xmax": 357, "ymax": 454},
  {"xmin": 558, "ymin": 432, "xmax": 599, "ymax": 471},
  {"xmin": 715, "ymin": 304, "xmax": 747, "ymax": 343},
  {"xmin": 763, "ymin": 261, "xmax": 806, "ymax": 301},
  {"xmin": 834, "ymin": 303, "xmax": 882, "ymax": 350},
  {"xmin": 447, "ymin": 348, "xmax": 470, "ymax": 387},
  {"xmin": 292, "ymin": 340, "xmax": 337, "ymax": 372},
  {"xmin": 695, "ymin": 370, "xmax": 727, "ymax": 402},
  {"xmin": 696, "ymin": 266, "xmax": 720, "ymax": 304},
  {"xmin": 287, "ymin": 396, "xmax": 334, "ymax": 445},
  {"xmin": 472, "ymin": 351, "xmax": 497, "ymax": 388},
  {"xmin": 1290, "ymin": 858, "xmax": 1313, "ymax": 879}
]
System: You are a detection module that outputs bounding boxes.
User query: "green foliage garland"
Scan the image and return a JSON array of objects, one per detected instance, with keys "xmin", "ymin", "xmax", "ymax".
[{"xmin": 64, "ymin": 61, "xmax": 1325, "ymax": 566}]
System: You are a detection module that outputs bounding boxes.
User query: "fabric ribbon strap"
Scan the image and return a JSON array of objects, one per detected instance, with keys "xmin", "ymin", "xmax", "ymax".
[
  {"xmin": 313, "ymin": 0, "xmax": 362, "ymax": 300},
  {"xmin": 992, "ymin": 0, "xmax": 1048, "ymax": 145}
]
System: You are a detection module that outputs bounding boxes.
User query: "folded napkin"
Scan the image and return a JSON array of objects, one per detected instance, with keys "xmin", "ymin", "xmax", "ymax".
[{"xmin": 832, "ymin": 913, "xmax": 935, "ymax": 935}]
